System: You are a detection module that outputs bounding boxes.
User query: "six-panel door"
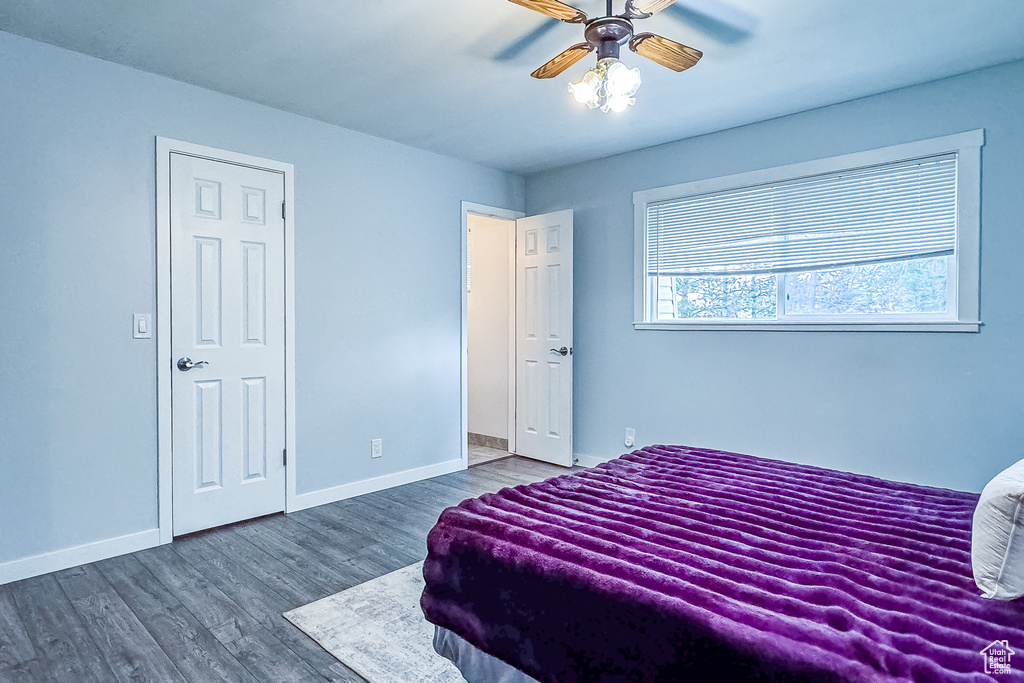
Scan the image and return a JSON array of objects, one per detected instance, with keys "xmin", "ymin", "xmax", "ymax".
[
  {"xmin": 515, "ymin": 210, "xmax": 574, "ymax": 467},
  {"xmin": 170, "ymin": 153, "xmax": 287, "ymax": 535}
]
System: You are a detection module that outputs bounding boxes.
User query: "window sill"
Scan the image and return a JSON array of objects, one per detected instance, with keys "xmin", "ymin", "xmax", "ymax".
[{"xmin": 633, "ymin": 321, "xmax": 982, "ymax": 332}]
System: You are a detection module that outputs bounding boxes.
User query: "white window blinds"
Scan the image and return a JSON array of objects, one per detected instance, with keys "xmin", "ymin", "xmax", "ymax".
[{"xmin": 646, "ymin": 154, "xmax": 958, "ymax": 276}]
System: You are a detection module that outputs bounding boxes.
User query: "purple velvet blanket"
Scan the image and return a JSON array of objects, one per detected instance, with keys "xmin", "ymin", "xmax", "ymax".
[{"xmin": 421, "ymin": 445, "xmax": 1024, "ymax": 682}]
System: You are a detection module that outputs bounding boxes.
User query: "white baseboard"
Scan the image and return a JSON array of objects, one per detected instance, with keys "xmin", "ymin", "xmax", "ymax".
[
  {"xmin": 574, "ymin": 452, "xmax": 617, "ymax": 468},
  {"xmin": 0, "ymin": 528, "xmax": 161, "ymax": 586},
  {"xmin": 288, "ymin": 458, "xmax": 467, "ymax": 513}
]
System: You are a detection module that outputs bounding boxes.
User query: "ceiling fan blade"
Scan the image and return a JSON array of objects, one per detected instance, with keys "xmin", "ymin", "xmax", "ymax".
[
  {"xmin": 531, "ymin": 43, "xmax": 593, "ymax": 79},
  {"xmin": 631, "ymin": 0, "xmax": 679, "ymax": 15},
  {"xmin": 629, "ymin": 33, "xmax": 702, "ymax": 72},
  {"xmin": 509, "ymin": 0, "xmax": 587, "ymax": 23}
]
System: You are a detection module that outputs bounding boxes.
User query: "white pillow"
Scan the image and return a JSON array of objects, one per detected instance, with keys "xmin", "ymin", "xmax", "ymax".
[{"xmin": 973, "ymin": 459, "xmax": 1024, "ymax": 599}]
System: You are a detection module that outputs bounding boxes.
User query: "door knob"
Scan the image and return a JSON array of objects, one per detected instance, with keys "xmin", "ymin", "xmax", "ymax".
[
  {"xmin": 177, "ymin": 357, "xmax": 209, "ymax": 371},
  {"xmin": 549, "ymin": 347, "xmax": 569, "ymax": 356}
]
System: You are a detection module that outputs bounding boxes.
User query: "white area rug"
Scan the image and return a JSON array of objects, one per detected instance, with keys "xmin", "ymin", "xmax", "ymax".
[{"xmin": 284, "ymin": 562, "xmax": 464, "ymax": 683}]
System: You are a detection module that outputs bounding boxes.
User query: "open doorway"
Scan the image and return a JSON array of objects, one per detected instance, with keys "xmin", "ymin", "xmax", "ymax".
[
  {"xmin": 461, "ymin": 202, "xmax": 575, "ymax": 469},
  {"xmin": 466, "ymin": 213, "xmax": 516, "ymax": 467}
]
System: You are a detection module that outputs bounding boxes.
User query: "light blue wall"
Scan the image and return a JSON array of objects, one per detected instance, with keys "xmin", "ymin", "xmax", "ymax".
[
  {"xmin": 0, "ymin": 31, "xmax": 523, "ymax": 566},
  {"xmin": 526, "ymin": 59, "xmax": 1024, "ymax": 493}
]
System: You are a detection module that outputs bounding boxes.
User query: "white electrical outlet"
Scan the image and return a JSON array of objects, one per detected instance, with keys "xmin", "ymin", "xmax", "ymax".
[
  {"xmin": 371, "ymin": 438, "xmax": 383, "ymax": 458},
  {"xmin": 624, "ymin": 428, "xmax": 635, "ymax": 448}
]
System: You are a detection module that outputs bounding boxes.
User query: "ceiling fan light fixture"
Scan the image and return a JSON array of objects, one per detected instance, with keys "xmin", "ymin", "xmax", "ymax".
[
  {"xmin": 602, "ymin": 91, "xmax": 635, "ymax": 113},
  {"xmin": 605, "ymin": 59, "xmax": 642, "ymax": 97},
  {"xmin": 568, "ymin": 57, "xmax": 641, "ymax": 112},
  {"xmin": 512, "ymin": 0, "xmax": 704, "ymax": 112},
  {"xmin": 568, "ymin": 69, "xmax": 602, "ymax": 106}
]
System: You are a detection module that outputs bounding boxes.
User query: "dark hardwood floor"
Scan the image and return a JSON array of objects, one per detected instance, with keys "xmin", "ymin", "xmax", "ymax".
[{"xmin": 0, "ymin": 456, "xmax": 573, "ymax": 682}]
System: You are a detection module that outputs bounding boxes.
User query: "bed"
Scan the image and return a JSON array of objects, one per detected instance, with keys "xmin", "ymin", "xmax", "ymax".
[{"xmin": 420, "ymin": 445, "xmax": 1024, "ymax": 682}]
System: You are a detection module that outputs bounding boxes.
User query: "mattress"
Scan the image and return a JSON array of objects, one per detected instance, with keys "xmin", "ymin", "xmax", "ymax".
[{"xmin": 420, "ymin": 445, "xmax": 1024, "ymax": 682}]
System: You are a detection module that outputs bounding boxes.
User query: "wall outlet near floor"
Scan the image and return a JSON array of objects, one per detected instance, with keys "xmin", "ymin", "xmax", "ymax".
[
  {"xmin": 371, "ymin": 438, "xmax": 383, "ymax": 458},
  {"xmin": 624, "ymin": 428, "xmax": 635, "ymax": 449}
]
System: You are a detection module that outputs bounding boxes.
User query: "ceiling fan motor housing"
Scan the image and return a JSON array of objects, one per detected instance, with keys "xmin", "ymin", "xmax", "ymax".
[{"xmin": 585, "ymin": 17, "xmax": 634, "ymax": 60}]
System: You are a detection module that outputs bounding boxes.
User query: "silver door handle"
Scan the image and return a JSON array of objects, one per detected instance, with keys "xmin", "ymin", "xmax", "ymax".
[
  {"xmin": 177, "ymin": 357, "xmax": 209, "ymax": 371},
  {"xmin": 549, "ymin": 347, "xmax": 569, "ymax": 356}
]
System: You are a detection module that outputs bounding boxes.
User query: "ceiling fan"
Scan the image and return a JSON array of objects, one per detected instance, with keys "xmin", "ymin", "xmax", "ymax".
[{"xmin": 508, "ymin": 0, "xmax": 707, "ymax": 112}]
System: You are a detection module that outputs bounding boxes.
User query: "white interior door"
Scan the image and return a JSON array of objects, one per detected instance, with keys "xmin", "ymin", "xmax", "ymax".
[
  {"xmin": 170, "ymin": 153, "xmax": 286, "ymax": 535},
  {"xmin": 515, "ymin": 210, "xmax": 573, "ymax": 467}
]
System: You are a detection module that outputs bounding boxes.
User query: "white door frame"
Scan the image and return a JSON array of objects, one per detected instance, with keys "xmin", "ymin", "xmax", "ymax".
[
  {"xmin": 461, "ymin": 202, "xmax": 523, "ymax": 464},
  {"xmin": 156, "ymin": 137, "xmax": 297, "ymax": 544}
]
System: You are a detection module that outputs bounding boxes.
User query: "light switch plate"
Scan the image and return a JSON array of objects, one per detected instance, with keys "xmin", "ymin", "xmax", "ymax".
[{"xmin": 133, "ymin": 313, "xmax": 152, "ymax": 339}]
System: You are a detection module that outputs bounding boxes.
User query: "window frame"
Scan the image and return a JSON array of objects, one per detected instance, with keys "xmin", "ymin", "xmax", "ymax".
[{"xmin": 633, "ymin": 130, "xmax": 984, "ymax": 332}]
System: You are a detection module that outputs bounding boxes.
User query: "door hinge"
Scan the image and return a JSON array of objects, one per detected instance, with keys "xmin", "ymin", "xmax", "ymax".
[
  {"xmin": 281, "ymin": 201, "xmax": 286, "ymax": 220},
  {"xmin": 283, "ymin": 448, "xmax": 287, "ymax": 466}
]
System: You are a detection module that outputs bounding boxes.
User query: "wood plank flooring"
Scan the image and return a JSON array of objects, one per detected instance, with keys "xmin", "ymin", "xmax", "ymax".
[{"xmin": 0, "ymin": 456, "xmax": 573, "ymax": 682}]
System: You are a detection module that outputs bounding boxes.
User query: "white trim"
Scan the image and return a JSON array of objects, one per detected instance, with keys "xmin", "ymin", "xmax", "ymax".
[
  {"xmin": 633, "ymin": 130, "xmax": 985, "ymax": 332},
  {"xmin": 574, "ymin": 452, "xmax": 617, "ymax": 468},
  {"xmin": 156, "ymin": 141, "xmax": 172, "ymax": 544},
  {"xmin": 156, "ymin": 137, "xmax": 297, "ymax": 541},
  {"xmin": 289, "ymin": 458, "xmax": 465, "ymax": 512},
  {"xmin": 282, "ymin": 157, "xmax": 298, "ymax": 515},
  {"xmin": 955, "ymin": 135, "xmax": 982, "ymax": 325},
  {"xmin": 506, "ymin": 219, "xmax": 517, "ymax": 455},
  {"xmin": 634, "ymin": 321, "xmax": 981, "ymax": 332},
  {"xmin": 461, "ymin": 202, "xmax": 524, "ymax": 464},
  {"xmin": 632, "ymin": 130, "xmax": 985, "ymax": 206},
  {"xmin": 633, "ymin": 194, "xmax": 647, "ymax": 329},
  {"xmin": 0, "ymin": 529, "xmax": 160, "ymax": 586}
]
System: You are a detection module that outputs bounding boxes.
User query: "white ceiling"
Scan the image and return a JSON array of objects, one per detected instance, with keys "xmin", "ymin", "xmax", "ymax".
[{"xmin": 2, "ymin": 0, "xmax": 1023, "ymax": 174}]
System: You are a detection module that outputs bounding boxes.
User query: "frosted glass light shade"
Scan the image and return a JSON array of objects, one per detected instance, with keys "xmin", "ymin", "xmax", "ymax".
[
  {"xmin": 602, "ymin": 93, "xmax": 634, "ymax": 113},
  {"xmin": 568, "ymin": 69, "xmax": 601, "ymax": 106},
  {"xmin": 605, "ymin": 61, "xmax": 641, "ymax": 97}
]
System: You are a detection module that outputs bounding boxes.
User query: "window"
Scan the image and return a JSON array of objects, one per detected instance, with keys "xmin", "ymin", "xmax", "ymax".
[{"xmin": 633, "ymin": 131, "xmax": 983, "ymax": 331}]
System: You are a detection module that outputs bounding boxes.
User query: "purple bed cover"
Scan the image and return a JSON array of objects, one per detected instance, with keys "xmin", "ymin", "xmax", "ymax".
[{"xmin": 421, "ymin": 445, "xmax": 1024, "ymax": 682}]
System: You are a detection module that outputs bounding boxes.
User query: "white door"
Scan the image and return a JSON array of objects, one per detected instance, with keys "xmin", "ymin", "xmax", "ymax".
[
  {"xmin": 515, "ymin": 210, "xmax": 573, "ymax": 467},
  {"xmin": 170, "ymin": 153, "xmax": 286, "ymax": 535}
]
